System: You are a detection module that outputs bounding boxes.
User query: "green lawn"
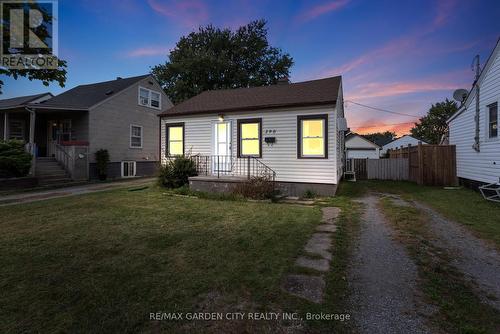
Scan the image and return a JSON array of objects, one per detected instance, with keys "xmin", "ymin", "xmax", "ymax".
[
  {"xmin": 337, "ymin": 180, "xmax": 500, "ymax": 248},
  {"xmin": 0, "ymin": 187, "xmax": 324, "ymax": 333}
]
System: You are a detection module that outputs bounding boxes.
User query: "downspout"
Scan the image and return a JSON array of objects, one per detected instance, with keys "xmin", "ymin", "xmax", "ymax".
[
  {"xmin": 472, "ymin": 55, "xmax": 481, "ymax": 152},
  {"xmin": 25, "ymin": 106, "xmax": 37, "ymax": 175}
]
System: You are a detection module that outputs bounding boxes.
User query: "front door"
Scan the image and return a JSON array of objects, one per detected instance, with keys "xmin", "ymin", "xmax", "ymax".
[
  {"xmin": 47, "ymin": 120, "xmax": 72, "ymax": 156},
  {"xmin": 47, "ymin": 120, "xmax": 58, "ymax": 156},
  {"xmin": 213, "ymin": 121, "xmax": 232, "ymax": 173}
]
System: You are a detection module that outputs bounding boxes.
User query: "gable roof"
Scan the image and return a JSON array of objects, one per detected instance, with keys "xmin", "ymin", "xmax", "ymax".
[
  {"xmin": 382, "ymin": 135, "xmax": 427, "ymax": 148},
  {"xmin": 345, "ymin": 132, "xmax": 381, "ymax": 148},
  {"xmin": 30, "ymin": 74, "xmax": 150, "ymax": 110},
  {"xmin": 448, "ymin": 37, "xmax": 500, "ymax": 123},
  {"xmin": 0, "ymin": 93, "xmax": 53, "ymax": 110},
  {"xmin": 159, "ymin": 76, "xmax": 342, "ymax": 117}
]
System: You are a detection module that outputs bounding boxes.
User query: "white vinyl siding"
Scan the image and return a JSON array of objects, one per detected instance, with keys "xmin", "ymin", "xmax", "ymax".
[
  {"xmin": 161, "ymin": 106, "xmax": 340, "ymax": 184},
  {"xmin": 449, "ymin": 44, "xmax": 500, "ymax": 184}
]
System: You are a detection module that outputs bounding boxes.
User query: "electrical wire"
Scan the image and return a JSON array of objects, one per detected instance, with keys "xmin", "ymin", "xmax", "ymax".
[{"xmin": 345, "ymin": 100, "xmax": 422, "ymax": 118}]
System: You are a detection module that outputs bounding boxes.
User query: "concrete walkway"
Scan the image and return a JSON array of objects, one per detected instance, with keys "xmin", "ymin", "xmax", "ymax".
[
  {"xmin": 0, "ymin": 178, "xmax": 155, "ymax": 206},
  {"xmin": 282, "ymin": 207, "xmax": 340, "ymax": 304}
]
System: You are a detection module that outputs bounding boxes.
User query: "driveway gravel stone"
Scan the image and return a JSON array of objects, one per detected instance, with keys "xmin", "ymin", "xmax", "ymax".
[{"xmin": 348, "ymin": 196, "xmax": 432, "ymax": 334}]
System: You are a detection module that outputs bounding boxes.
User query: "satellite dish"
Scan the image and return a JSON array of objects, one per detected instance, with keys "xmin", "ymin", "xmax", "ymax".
[{"xmin": 453, "ymin": 89, "xmax": 468, "ymax": 103}]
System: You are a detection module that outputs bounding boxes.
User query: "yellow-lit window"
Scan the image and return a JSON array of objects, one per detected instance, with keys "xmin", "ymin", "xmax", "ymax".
[
  {"xmin": 167, "ymin": 124, "xmax": 184, "ymax": 156},
  {"xmin": 300, "ymin": 117, "xmax": 326, "ymax": 158},
  {"xmin": 239, "ymin": 120, "xmax": 261, "ymax": 157}
]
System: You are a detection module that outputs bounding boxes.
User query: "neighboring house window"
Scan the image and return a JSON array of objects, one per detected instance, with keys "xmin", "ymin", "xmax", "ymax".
[
  {"xmin": 488, "ymin": 102, "xmax": 498, "ymax": 138},
  {"xmin": 237, "ymin": 118, "xmax": 262, "ymax": 157},
  {"xmin": 130, "ymin": 125, "xmax": 143, "ymax": 148},
  {"xmin": 297, "ymin": 115, "xmax": 328, "ymax": 158},
  {"xmin": 138, "ymin": 86, "xmax": 161, "ymax": 109},
  {"xmin": 121, "ymin": 161, "xmax": 136, "ymax": 178},
  {"xmin": 9, "ymin": 119, "xmax": 25, "ymax": 140},
  {"xmin": 166, "ymin": 123, "xmax": 184, "ymax": 156}
]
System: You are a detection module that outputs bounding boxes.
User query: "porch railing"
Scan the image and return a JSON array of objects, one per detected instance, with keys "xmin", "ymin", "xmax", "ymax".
[
  {"xmin": 54, "ymin": 144, "xmax": 89, "ymax": 180},
  {"xmin": 191, "ymin": 155, "xmax": 276, "ymax": 181}
]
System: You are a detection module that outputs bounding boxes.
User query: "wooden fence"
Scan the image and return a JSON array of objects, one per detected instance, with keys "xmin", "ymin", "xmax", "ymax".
[
  {"xmin": 367, "ymin": 158, "xmax": 409, "ymax": 180},
  {"xmin": 388, "ymin": 144, "xmax": 457, "ymax": 186}
]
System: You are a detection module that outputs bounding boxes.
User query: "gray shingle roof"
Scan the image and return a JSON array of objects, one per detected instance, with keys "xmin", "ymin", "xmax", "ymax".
[
  {"xmin": 0, "ymin": 93, "xmax": 52, "ymax": 110},
  {"xmin": 32, "ymin": 74, "xmax": 150, "ymax": 110},
  {"xmin": 159, "ymin": 76, "xmax": 342, "ymax": 117}
]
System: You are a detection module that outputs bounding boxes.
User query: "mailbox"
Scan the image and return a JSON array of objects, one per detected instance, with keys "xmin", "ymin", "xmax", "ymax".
[{"xmin": 264, "ymin": 137, "xmax": 276, "ymax": 144}]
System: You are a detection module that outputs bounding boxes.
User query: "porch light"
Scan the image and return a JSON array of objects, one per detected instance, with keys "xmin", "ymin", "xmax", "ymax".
[{"xmin": 218, "ymin": 114, "xmax": 224, "ymax": 122}]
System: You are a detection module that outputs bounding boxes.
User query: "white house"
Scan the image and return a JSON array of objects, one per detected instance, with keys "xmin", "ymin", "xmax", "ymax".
[
  {"xmin": 448, "ymin": 38, "xmax": 500, "ymax": 187},
  {"xmin": 345, "ymin": 133, "xmax": 380, "ymax": 159},
  {"xmin": 381, "ymin": 135, "xmax": 427, "ymax": 156},
  {"xmin": 159, "ymin": 76, "xmax": 348, "ymax": 196}
]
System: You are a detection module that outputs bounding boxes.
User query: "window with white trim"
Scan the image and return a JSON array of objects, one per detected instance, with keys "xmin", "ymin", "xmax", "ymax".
[
  {"xmin": 298, "ymin": 115, "xmax": 328, "ymax": 158},
  {"xmin": 488, "ymin": 102, "xmax": 498, "ymax": 138},
  {"xmin": 121, "ymin": 161, "xmax": 136, "ymax": 178},
  {"xmin": 130, "ymin": 125, "xmax": 143, "ymax": 148},
  {"xmin": 138, "ymin": 86, "xmax": 161, "ymax": 109}
]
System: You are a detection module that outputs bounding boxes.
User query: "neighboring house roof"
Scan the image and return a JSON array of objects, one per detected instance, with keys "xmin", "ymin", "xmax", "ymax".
[
  {"xmin": 382, "ymin": 135, "xmax": 427, "ymax": 148},
  {"xmin": 30, "ymin": 74, "xmax": 151, "ymax": 110},
  {"xmin": 448, "ymin": 37, "xmax": 500, "ymax": 123},
  {"xmin": 159, "ymin": 76, "xmax": 342, "ymax": 117},
  {"xmin": 345, "ymin": 132, "xmax": 381, "ymax": 149},
  {"xmin": 0, "ymin": 93, "xmax": 53, "ymax": 110}
]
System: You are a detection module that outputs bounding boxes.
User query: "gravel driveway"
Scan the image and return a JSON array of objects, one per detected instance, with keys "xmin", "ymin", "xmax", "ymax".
[
  {"xmin": 413, "ymin": 201, "xmax": 500, "ymax": 311},
  {"xmin": 348, "ymin": 195, "xmax": 432, "ymax": 334}
]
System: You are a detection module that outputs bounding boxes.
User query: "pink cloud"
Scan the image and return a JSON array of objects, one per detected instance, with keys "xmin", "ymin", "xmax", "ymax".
[
  {"xmin": 297, "ymin": 0, "xmax": 350, "ymax": 23},
  {"xmin": 147, "ymin": 0, "xmax": 209, "ymax": 28},
  {"xmin": 125, "ymin": 46, "xmax": 172, "ymax": 58},
  {"xmin": 348, "ymin": 80, "xmax": 459, "ymax": 100},
  {"xmin": 431, "ymin": 0, "xmax": 457, "ymax": 30}
]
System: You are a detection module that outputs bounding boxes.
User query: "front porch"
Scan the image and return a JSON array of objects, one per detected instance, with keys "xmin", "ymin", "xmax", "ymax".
[{"xmin": 1, "ymin": 107, "xmax": 90, "ymax": 181}]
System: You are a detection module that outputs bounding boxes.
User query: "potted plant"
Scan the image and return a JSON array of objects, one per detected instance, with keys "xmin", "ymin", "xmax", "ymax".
[{"xmin": 95, "ymin": 149, "xmax": 110, "ymax": 181}]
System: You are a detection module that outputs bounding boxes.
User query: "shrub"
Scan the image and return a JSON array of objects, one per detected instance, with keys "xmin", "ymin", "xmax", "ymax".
[
  {"xmin": 232, "ymin": 176, "xmax": 276, "ymax": 200},
  {"xmin": 302, "ymin": 189, "xmax": 317, "ymax": 199},
  {"xmin": 158, "ymin": 156, "xmax": 197, "ymax": 188},
  {"xmin": 95, "ymin": 149, "xmax": 110, "ymax": 180},
  {"xmin": 0, "ymin": 140, "xmax": 32, "ymax": 178}
]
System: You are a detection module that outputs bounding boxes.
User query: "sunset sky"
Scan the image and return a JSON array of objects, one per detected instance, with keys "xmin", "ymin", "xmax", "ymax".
[{"xmin": 2, "ymin": 0, "xmax": 500, "ymax": 135}]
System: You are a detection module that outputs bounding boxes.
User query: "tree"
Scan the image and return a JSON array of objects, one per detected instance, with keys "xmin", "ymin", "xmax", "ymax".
[
  {"xmin": 410, "ymin": 99, "xmax": 458, "ymax": 144},
  {"xmin": 0, "ymin": 2, "xmax": 67, "ymax": 93},
  {"xmin": 152, "ymin": 19, "xmax": 293, "ymax": 104},
  {"xmin": 361, "ymin": 131, "xmax": 396, "ymax": 146}
]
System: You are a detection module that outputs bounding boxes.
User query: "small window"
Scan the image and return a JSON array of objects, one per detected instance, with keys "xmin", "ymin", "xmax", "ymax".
[
  {"xmin": 9, "ymin": 119, "xmax": 25, "ymax": 140},
  {"xmin": 166, "ymin": 123, "xmax": 184, "ymax": 156},
  {"xmin": 138, "ymin": 86, "xmax": 161, "ymax": 109},
  {"xmin": 151, "ymin": 91, "xmax": 160, "ymax": 108},
  {"xmin": 238, "ymin": 118, "xmax": 261, "ymax": 157},
  {"xmin": 298, "ymin": 115, "xmax": 327, "ymax": 158},
  {"xmin": 121, "ymin": 161, "xmax": 136, "ymax": 178},
  {"xmin": 489, "ymin": 103, "xmax": 498, "ymax": 138},
  {"xmin": 139, "ymin": 88, "xmax": 149, "ymax": 106},
  {"xmin": 130, "ymin": 125, "xmax": 143, "ymax": 148}
]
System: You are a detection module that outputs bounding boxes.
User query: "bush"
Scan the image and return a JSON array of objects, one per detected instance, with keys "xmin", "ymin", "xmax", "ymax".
[
  {"xmin": 158, "ymin": 156, "xmax": 197, "ymax": 188},
  {"xmin": 95, "ymin": 149, "xmax": 110, "ymax": 180},
  {"xmin": 302, "ymin": 189, "xmax": 317, "ymax": 199},
  {"xmin": 232, "ymin": 176, "xmax": 276, "ymax": 200},
  {"xmin": 0, "ymin": 140, "xmax": 32, "ymax": 178}
]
